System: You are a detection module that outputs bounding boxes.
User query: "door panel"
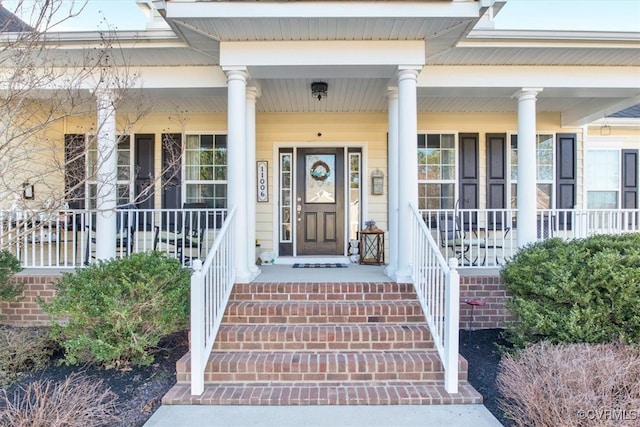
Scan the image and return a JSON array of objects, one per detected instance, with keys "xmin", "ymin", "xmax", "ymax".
[{"xmin": 296, "ymin": 148, "xmax": 344, "ymax": 255}]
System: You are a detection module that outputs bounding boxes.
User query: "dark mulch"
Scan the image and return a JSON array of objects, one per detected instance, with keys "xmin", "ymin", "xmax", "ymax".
[
  {"xmin": 2, "ymin": 330, "xmax": 189, "ymax": 427},
  {"xmin": 2, "ymin": 328, "xmax": 510, "ymax": 426},
  {"xmin": 460, "ymin": 328, "xmax": 512, "ymax": 426}
]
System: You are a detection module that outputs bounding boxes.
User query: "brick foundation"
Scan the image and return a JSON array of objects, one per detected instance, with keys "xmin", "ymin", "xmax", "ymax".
[
  {"xmin": 459, "ymin": 274, "xmax": 515, "ymax": 330},
  {"xmin": 2, "ymin": 273, "xmax": 515, "ymax": 330},
  {"xmin": 0, "ymin": 273, "xmax": 61, "ymax": 326}
]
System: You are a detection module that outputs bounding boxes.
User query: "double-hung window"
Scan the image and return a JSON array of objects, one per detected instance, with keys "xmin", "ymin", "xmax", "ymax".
[
  {"xmin": 510, "ymin": 134, "xmax": 554, "ymax": 209},
  {"xmin": 418, "ymin": 133, "xmax": 456, "ymax": 210},
  {"xmin": 86, "ymin": 135, "xmax": 132, "ymax": 208},
  {"xmin": 184, "ymin": 134, "xmax": 227, "ymax": 208}
]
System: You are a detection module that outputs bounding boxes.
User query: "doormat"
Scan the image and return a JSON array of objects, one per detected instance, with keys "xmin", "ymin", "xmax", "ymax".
[{"xmin": 292, "ymin": 263, "xmax": 348, "ymax": 268}]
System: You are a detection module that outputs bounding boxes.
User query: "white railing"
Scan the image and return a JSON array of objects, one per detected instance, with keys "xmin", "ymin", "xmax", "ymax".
[
  {"xmin": 410, "ymin": 204, "xmax": 460, "ymax": 394},
  {"xmin": 189, "ymin": 206, "xmax": 236, "ymax": 396},
  {"xmin": 420, "ymin": 208, "xmax": 640, "ymax": 268},
  {"xmin": 0, "ymin": 207, "xmax": 227, "ymax": 268},
  {"xmin": 420, "ymin": 208, "xmax": 515, "ymax": 268}
]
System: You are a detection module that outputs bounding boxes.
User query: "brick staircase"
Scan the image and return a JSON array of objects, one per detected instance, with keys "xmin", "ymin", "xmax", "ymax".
[{"xmin": 162, "ymin": 282, "xmax": 482, "ymax": 405}]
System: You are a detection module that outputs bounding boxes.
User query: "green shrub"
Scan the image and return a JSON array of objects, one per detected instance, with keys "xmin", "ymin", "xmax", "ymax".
[
  {"xmin": 500, "ymin": 233, "xmax": 640, "ymax": 348},
  {"xmin": 0, "ymin": 250, "xmax": 23, "ymax": 301},
  {"xmin": 41, "ymin": 252, "xmax": 191, "ymax": 368}
]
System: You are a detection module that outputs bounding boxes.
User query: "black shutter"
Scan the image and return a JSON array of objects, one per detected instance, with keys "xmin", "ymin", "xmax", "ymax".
[
  {"xmin": 459, "ymin": 133, "xmax": 478, "ymax": 230},
  {"xmin": 161, "ymin": 133, "xmax": 182, "ymax": 210},
  {"xmin": 134, "ymin": 134, "xmax": 155, "ymax": 211},
  {"xmin": 556, "ymin": 133, "xmax": 577, "ymax": 230},
  {"xmin": 64, "ymin": 134, "xmax": 86, "ymax": 209},
  {"xmin": 622, "ymin": 149, "xmax": 638, "ymax": 209},
  {"xmin": 486, "ymin": 133, "xmax": 507, "ymax": 228}
]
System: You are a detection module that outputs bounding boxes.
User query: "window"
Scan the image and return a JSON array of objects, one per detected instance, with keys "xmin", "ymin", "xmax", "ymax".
[
  {"xmin": 586, "ymin": 150, "xmax": 620, "ymax": 209},
  {"xmin": 184, "ymin": 134, "xmax": 227, "ymax": 209},
  {"xmin": 510, "ymin": 134, "xmax": 554, "ymax": 209},
  {"xmin": 418, "ymin": 134, "xmax": 455, "ymax": 210},
  {"xmin": 348, "ymin": 151, "xmax": 361, "ymax": 240},
  {"xmin": 86, "ymin": 135, "xmax": 132, "ymax": 208},
  {"xmin": 279, "ymin": 152, "xmax": 292, "ymax": 242}
]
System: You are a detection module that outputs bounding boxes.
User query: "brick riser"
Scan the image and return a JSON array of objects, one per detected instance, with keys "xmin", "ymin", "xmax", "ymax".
[
  {"xmin": 163, "ymin": 282, "xmax": 482, "ymax": 406},
  {"xmin": 214, "ymin": 324, "xmax": 435, "ymax": 351}
]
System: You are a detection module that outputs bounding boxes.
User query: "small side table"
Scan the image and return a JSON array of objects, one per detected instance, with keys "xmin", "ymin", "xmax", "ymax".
[{"xmin": 359, "ymin": 228, "xmax": 385, "ymax": 265}]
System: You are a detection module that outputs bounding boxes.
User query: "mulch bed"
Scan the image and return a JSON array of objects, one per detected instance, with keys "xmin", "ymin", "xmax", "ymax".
[{"xmin": 2, "ymin": 328, "xmax": 510, "ymax": 426}]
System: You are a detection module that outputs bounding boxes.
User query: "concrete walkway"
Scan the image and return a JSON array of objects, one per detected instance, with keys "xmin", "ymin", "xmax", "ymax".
[{"xmin": 143, "ymin": 404, "xmax": 503, "ymax": 426}]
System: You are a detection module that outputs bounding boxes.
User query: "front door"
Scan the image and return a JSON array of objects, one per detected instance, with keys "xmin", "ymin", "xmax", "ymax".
[{"xmin": 296, "ymin": 148, "xmax": 344, "ymax": 255}]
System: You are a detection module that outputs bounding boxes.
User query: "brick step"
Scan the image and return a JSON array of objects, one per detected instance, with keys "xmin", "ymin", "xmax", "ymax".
[
  {"xmin": 175, "ymin": 351, "xmax": 468, "ymax": 383},
  {"xmin": 224, "ymin": 300, "xmax": 424, "ymax": 324},
  {"xmin": 162, "ymin": 381, "xmax": 483, "ymax": 405},
  {"xmin": 230, "ymin": 282, "xmax": 416, "ymax": 301},
  {"xmin": 214, "ymin": 324, "xmax": 435, "ymax": 351}
]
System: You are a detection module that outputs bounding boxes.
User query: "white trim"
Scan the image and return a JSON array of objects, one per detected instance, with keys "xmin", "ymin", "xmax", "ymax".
[{"xmin": 221, "ymin": 41, "xmax": 425, "ymax": 68}]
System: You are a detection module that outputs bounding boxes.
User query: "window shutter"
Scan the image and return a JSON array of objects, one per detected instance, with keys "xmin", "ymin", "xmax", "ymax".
[
  {"xmin": 622, "ymin": 149, "xmax": 638, "ymax": 209},
  {"xmin": 134, "ymin": 134, "xmax": 155, "ymax": 212},
  {"xmin": 459, "ymin": 133, "xmax": 479, "ymax": 229},
  {"xmin": 161, "ymin": 133, "xmax": 182, "ymax": 211},
  {"xmin": 556, "ymin": 133, "xmax": 577, "ymax": 230},
  {"xmin": 486, "ymin": 133, "xmax": 507, "ymax": 227},
  {"xmin": 64, "ymin": 134, "xmax": 86, "ymax": 209}
]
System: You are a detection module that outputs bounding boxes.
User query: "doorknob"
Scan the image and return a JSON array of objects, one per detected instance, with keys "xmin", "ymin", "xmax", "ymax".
[{"xmin": 297, "ymin": 204, "xmax": 302, "ymax": 221}]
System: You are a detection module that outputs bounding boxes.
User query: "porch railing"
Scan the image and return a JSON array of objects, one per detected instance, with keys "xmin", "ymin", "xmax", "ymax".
[
  {"xmin": 419, "ymin": 208, "xmax": 640, "ymax": 268},
  {"xmin": 410, "ymin": 203, "xmax": 460, "ymax": 394},
  {"xmin": 189, "ymin": 206, "xmax": 236, "ymax": 396},
  {"xmin": 0, "ymin": 207, "xmax": 228, "ymax": 269}
]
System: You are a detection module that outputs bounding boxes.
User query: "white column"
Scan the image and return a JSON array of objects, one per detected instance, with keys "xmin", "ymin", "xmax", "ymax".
[
  {"xmin": 395, "ymin": 68, "xmax": 420, "ymax": 283},
  {"xmin": 385, "ymin": 87, "xmax": 399, "ymax": 279},
  {"xmin": 515, "ymin": 88, "xmax": 542, "ymax": 247},
  {"xmin": 95, "ymin": 88, "xmax": 117, "ymax": 261},
  {"xmin": 224, "ymin": 67, "xmax": 252, "ymax": 283},
  {"xmin": 246, "ymin": 85, "xmax": 260, "ymax": 277}
]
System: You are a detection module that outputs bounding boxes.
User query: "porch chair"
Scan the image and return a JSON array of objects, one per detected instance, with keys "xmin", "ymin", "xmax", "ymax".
[
  {"xmin": 84, "ymin": 204, "xmax": 137, "ymax": 264},
  {"xmin": 153, "ymin": 202, "xmax": 207, "ymax": 265},
  {"xmin": 438, "ymin": 216, "xmax": 485, "ymax": 265}
]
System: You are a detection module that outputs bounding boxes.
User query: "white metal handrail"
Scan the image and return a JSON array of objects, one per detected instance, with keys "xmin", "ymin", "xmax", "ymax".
[
  {"xmin": 189, "ymin": 206, "xmax": 236, "ymax": 396},
  {"xmin": 410, "ymin": 203, "xmax": 460, "ymax": 394}
]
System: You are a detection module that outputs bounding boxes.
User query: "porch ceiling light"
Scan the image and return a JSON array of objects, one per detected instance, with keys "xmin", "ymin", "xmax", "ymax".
[{"xmin": 311, "ymin": 82, "xmax": 328, "ymax": 101}]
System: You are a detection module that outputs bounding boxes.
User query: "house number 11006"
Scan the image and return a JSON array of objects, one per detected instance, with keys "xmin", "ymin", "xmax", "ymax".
[{"xmin": 257, "ymin": 161, "xmax": 268, "ymax": 202}]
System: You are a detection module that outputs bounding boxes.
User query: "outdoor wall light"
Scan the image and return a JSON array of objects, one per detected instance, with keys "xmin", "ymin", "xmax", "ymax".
[
  {"xmin": 371, "ymin": 169, "xmax": 384, "ymax": 195},
  {"xmin": 22, "ymin": 182, "xmax": 34, "ymax": 200},
  {"xmin": 311, "ymin": 82, "xmax": 328, "ymax": 101}
]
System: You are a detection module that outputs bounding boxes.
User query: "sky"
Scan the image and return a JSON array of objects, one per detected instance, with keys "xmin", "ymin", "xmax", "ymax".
[{"xmin": 4, "ymin": 0, "xmax": 640, "ymax": 33}]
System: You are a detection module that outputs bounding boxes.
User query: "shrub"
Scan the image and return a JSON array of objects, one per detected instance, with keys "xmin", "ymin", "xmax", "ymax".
[
  {"xmin": 0, "ymin": 326, "xmax": 54, "ymax": 387},
  {"xmin": 500, "ymin": 233, "xmax": 640, "ymax": 348},
  {"xmin": 0, "ymin": 250, "xmax": 22, "ymax": 301},
  {"xmin": 41, "ymin": 252, "xmax": 191, "ymax": 368},
  {"xmin": 0, "ymin": 372, "xmax": 120, "ymax": 427},
  {"xmin": 497, "ymin": 341, "xmax": 640, "ymax": 427}
]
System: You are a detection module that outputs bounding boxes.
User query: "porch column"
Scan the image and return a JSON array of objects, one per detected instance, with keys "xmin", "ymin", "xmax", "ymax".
[
  {"xmin": 225, "ymin": 67, "xmax": 252, "ymax": 283},
  {"xmin": 396, "ymin": 67, "xmax": 420, "ymax": 283},
  {"xmin": 246, "ymin": 84, "xmax": 260, "ymax": 277},
  {"xmin": 385, "ymin": 87, "xmax": 399, "ymax": 279},
  {"xmin": 95, "ymin": 88, "xmax": 117, "ymax": 260},
  {"xmin": 515, "ymin": 88, "xmax": 542, "ymax": 247}
]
